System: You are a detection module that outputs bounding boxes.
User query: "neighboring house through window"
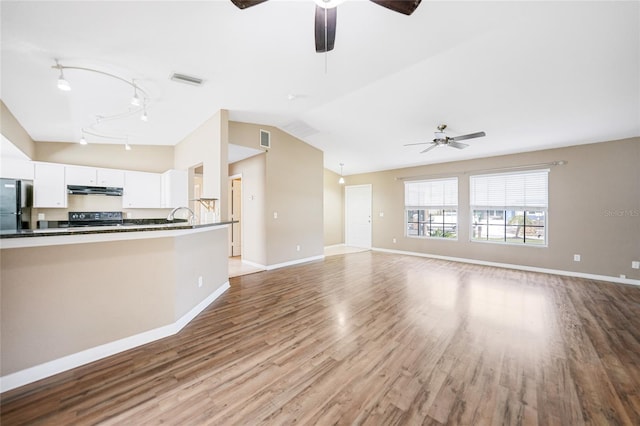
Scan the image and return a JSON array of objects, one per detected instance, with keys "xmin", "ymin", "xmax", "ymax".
[{"xmin": 405, "ymin": 177, "xmax": 458, "ymax": 239}]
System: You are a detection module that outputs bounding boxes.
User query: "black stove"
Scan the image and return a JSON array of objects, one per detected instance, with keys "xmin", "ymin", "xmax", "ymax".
[{"xmin": 67, "ymin": 211, "xmax": 123, "ymax": 227}]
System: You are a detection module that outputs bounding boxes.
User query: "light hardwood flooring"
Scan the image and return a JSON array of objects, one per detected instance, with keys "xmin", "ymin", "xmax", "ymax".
[{"xmin": 2, "ymin": 251, "xmax": 640, "ymax": 424}]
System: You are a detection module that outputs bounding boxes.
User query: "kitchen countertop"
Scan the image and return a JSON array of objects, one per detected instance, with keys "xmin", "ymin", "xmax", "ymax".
[
  {"xmin": 1, "ymin": 220, "xmax": 235, "ymax": 239},
  {"xmin": 0, "ymin": 220, "xmax": 236, "ymax": 249}
]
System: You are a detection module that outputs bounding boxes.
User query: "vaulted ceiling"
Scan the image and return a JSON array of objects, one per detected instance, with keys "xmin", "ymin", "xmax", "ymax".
[{"xmin": 1, "ymin": 1, "xmax": 638, "ymax": 175}]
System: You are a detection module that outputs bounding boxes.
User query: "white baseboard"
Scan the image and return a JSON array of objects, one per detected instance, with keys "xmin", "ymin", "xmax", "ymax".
[
  {"xmin": 372, "ymin": 247, "xmax": 640, "ymax": 286},
  {"xmin": 266, "ymin": 255, "xmax": 325, "ymax": 270},
  {"xmin": 324, "ymin": 243, "xmax": 345, "ymax": 249},
  {"xmin": 0, "ymin": 282, "xmax": 230, "ymax": 393},
  {"xmin": 241, "ymin": 259, "xmax": 267, "ymax": 270}
]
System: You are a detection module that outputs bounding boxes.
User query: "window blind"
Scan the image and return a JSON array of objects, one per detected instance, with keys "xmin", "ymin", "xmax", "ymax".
[
  {"xmin": 405, "ymin": 177, "xmax": 458, "ymax": 207},
  {"xmin": 470, "ymin": 169, "xmax": 549, "ymax": 208}
]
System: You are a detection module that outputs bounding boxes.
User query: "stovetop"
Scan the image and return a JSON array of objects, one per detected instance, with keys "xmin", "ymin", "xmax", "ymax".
[{"xmin": 68, "ymin": 211, "xmax": 123, "ymax": 226}]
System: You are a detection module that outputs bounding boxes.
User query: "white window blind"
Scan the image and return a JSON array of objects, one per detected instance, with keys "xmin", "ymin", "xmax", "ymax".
[
  {"xmin": 470, "ymin": 169, "xmax": 549, "ymax": 208},
  {"xmin": 405, "ymin": 177, "xmax": 458, "ymax": 207}
]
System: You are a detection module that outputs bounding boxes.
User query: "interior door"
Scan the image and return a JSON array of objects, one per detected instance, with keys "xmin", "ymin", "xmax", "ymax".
[
  {"xmin": 345, "ymin": 184, "xmax": 372, "ymax": 248},
  {"xmin": 230, "ymin": 178, "xmax": 242, "ymax": 257}
]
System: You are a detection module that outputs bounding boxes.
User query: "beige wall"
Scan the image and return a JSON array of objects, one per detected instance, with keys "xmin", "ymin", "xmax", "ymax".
[
  {"xmin": 345, "ymin": 137, "xmax": 640, "ymax": 280},
  {"xmin": 229, "ymin": 154, "xmax": 267, "ymax": 266},
  {"xmin": 175, "ymin": 110, "xmax": 229, "ymax": 220},
  {"xmin": 0, "ymin": 227, "xmax": 229, "ymax": 376},
  {"xmin": 1, "ymin": 100, "xmax": 35, "ymax": 159},
  {"xmin": 229, "ymin": 121, "xmax": 324, "ymax": 266},
  {"xmin": 34, "ymin": 141, "xmax": 174, "ymax": 173},
  {"xmin": 324, "ymin": 168, "xmax": 344, "ymax": 246}
]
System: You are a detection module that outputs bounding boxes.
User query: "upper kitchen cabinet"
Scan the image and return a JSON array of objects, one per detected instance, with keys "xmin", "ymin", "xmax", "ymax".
[
  {"xmin": 161, "ymin": 169, "xmax": 188, "ymax": 208},
  {"xmin": 122, "ymin": 171, "xmax": 162, "ymax": 208},
  {"xmin": 33, "ymin": 162, "xmax": 67, "ymax": 208},
  {"xmin": 66, "ymin": 165, "xmax": 124, "ymax": 187},
  {"xmin": 0, "ymin": 158, "xmax": 34, "ymax": 181}
]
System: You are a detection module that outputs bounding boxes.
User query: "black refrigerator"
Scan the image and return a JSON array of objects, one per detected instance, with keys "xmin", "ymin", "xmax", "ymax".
[{"xmin": 0, "ymin": 178, "xmax": 32, "ymax": 232}]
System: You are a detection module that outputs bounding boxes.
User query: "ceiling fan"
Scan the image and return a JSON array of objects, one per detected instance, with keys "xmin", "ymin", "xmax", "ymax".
[
  {"xmin": 230, "ymin": 0, "xmax": 422, "ymax": 52},
  {"xmin": 405, "ymin": 124, "xmax": 486, "ymax": 154}
]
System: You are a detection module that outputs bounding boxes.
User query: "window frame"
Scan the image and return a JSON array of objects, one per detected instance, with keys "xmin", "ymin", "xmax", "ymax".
[
  {"xmin": 469, "ymin": 170, "xmax": 549, "ymax": 247},
  {"xmin": 405, "ymin": 177, "xmax": 458, "ymax": 240}
]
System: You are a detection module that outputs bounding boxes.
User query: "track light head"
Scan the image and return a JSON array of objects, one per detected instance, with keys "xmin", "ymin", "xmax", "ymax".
[
  {"xmin": 130, "ymin": 89, "xmax": 141, "ymax": 106},
  {"xmin": 57, "ymin": 71, "xmax": 70, "ymax": 91}
]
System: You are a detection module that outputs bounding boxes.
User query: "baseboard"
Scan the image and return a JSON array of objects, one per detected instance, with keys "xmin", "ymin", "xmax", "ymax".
[
  {"xmin": 324, "ymin": 243, "xmax": 345, "ymax": 249},
  {"xmin": 241, "ymin": 259, "xmax": 267, "ymax": 270},
  {"xmin": 0, "ymin": 282, "xmax": 230, "ymax": 393},
  {"xmin": 372, "ymin": 247, "xmax": 640, "ymax": 286},
  {"xmin": 266, "ymin": 255, "xmax": 325, "ymax": 270}
]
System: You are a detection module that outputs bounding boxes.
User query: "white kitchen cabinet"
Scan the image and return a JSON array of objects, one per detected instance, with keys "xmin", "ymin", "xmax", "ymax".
[
  {"xmin": 66, "ymin": 165, "xmax": 124, "ymax": 187},
  {"xmin": 97, "ymin": 168, "xmax": 124, "ymax": 187},
  {"xmin": 161, "ymin": 169, "xmax": 188, "ymax": 208},
  {"xmin": 34, "ymin": 162, "xmax": 67, "ymax": 208},
  {"xmin": 0, "ymin": 158, "xmax": 34, "ymax": 180},
  {"xmin": 122, "ymin": 171, "xmax": 162, "ymax": 208}
]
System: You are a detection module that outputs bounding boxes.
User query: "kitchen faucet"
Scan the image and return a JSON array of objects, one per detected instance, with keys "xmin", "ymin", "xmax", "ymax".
[{"xmin": 167, "ymin": 206, "xmax": 195, "ymax": 224}]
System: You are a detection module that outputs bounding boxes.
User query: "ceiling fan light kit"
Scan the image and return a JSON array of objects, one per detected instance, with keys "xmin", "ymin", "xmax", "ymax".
[{"xmin": 231, "ymin": 0, "xmax": 422, "ymax": 53}]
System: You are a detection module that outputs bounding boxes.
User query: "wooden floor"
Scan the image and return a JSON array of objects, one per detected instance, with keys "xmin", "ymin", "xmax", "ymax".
[{"xmin": 2, "ymin": 251, "xmax": 640, "ymax": 425}]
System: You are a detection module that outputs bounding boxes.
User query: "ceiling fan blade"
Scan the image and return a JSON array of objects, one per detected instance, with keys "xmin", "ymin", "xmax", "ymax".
[
  {"xmin": 403, "ymin": 142, "xmax": 430, "ymax": 146},
  {"xmin": 315, "ymin": 5, "xmax": 337, "ymax": 52},
  {"xmin": 369, "ymin": 0, "xmax": 422, "ymax": 15},
  {"xmin": 230, "ymin": 0, "xmax": 269, "ymax": 9},
  {"xmin": 450, "ymin": 131, "xmax": 486, "ymax": 142},
  {"xmin": 448, "ymin": 141, "xmax": 469, "ymax": 150},
  {"xmin": 420, "ymin": 144, "xmax": 438, "ymax": 154}
]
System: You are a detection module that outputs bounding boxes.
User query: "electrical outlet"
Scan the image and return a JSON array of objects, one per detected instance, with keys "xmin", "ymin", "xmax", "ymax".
[
  {"xmin": 379, "ymin": 212, "xmax": 384, "ymax": 217},
  {"xmin": 620, "ymin": 274, "xmax": 626, "ymax": 279},
  {"xmin": 38, "ymin": 213, "xmax": 45, "ymax": 220},
  {"xmin": 573, "ymin": 254, "xmax": 581, "ymax": 262},
  {"xmin": 393, "ymin": 238, "xmax": 397, "ymax": 243},
  {"xmin": 296, "ymin": 245, "xmax": 301, "ymax": 252},
  {"xmin": 198, "ymin": 276, "xmax": 203, "ymax": 288},
  {"xmin": 273, "ymin": 212, "xmax": 278, "ymax": 219},
  {"xmin": 632, "ymin": 261, "xmax": 640, "ymax": 269}
]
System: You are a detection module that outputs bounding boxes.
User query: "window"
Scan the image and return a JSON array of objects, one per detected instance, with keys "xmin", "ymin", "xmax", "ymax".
[
  {"xmin": 405, "ymin": 177, "xmax": 458, "ymax": 239},
  {"xmin": 470, "ymin": 170, "xmax": 548, "ymax": 245}
]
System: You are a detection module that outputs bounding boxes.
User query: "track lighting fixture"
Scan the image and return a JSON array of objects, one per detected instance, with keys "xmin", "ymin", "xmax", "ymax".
[
  {"xmin": 131, "ymin": 84, "xmax": 141, "ymax": 106},
  {"xmin": 54, "ymin": 60, "xmax": 70, "ymax": 91},
  {"xmin": 338, "ymin": 163, "xmax": 345, "ymax": 185},
  {"xmin": 52, "ymin": 61, "xmax": 151, "ymax": 145}
]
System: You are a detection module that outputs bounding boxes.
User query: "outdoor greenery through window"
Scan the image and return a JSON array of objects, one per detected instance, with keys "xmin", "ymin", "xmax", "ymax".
[
  {"xmin": 405, "ymin": 177, "xmax": 458, "ymax": 239},
  {"xmin": 470, "ymin": 170, "xmax": 548, "ymax": 245}
]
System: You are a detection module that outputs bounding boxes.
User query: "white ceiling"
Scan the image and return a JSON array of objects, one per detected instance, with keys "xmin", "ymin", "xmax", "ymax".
[{"xmin": 1, "ymin": 1, "xmax": 638, "ymax": 176}]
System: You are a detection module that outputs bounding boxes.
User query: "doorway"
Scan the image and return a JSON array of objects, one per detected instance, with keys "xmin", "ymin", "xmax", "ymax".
[
  {"xmin": 345, "ymin": 184, "xmax": 372, "ymax": 249},
  {"xmin": 229, "ymin": 175, "xmax": 242, "ymax": 257}
]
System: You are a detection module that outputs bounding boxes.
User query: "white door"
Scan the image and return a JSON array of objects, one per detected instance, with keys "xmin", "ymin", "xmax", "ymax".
[{"xmin": 345, "ymin": 184, "xmax": 372, "ymax": 248}]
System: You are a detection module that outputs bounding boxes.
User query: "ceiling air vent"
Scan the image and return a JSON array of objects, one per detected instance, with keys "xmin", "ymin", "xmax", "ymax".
[{"xmin": 170, "ymin": 72, "xmax": 204, "ymax": 86}]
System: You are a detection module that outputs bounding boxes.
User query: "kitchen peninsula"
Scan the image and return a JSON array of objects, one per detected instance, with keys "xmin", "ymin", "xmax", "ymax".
[{"xmin": 0, "ymin": 221, "xmax": 233, "ymax": 392}]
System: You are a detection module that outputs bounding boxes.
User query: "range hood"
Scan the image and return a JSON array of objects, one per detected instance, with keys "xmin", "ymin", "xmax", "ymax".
[{"xmin": 67, "ymin": 185, "xmax": 123, "ymax": 196}]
